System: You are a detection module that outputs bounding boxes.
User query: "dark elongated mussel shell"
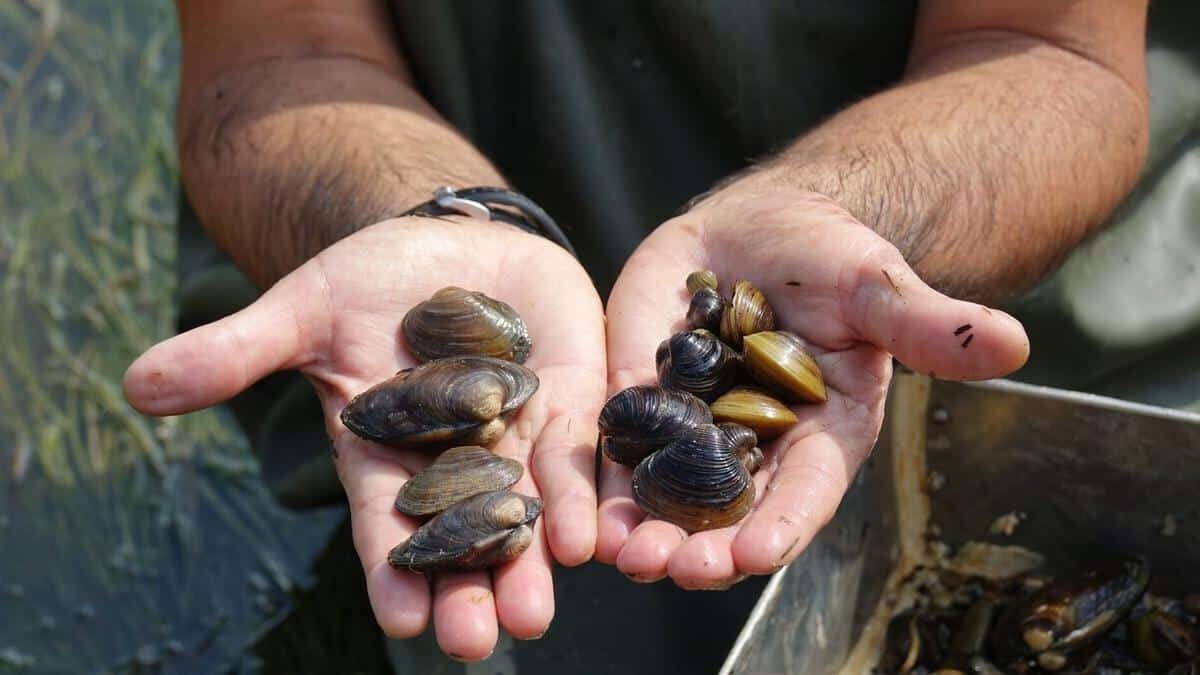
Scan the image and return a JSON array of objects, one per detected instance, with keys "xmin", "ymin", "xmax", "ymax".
[
  {"xmin": 657, "ymin": 329, "xmax": 740, "ymax": 402},
  {"xmin": 388, "ymin": 490, "xmax": 542, "ymax": 573},
  {"xmin": 598, "ymin": 385, "xmax": 713, "ymax": 467},
  {"xmin": 402, "ymin": 286, "xmax": 532, "ymax": 363},
  {"xmin": 719, "ymin": 279, "xmax": 776, "ymax": 349},
  {"xmin": 993, "ymin": 557, "xmax": 1150, "ymax": 660},
  {"xmin": 394, "ymin": 446, "xmax": 523, "ymax": 516},
  {"xmin": 340, "ymin": 357, "xmax": 538, "ymax": 450},
  {"xmin": 631, "ymin": 423, "xmax": 754, "ymax": 532},
  {"xmin": 686, "ymin": 288, "xmax": 726, "ymax": 332},
  {"xmin": 1132, "ymin": 610, "xmax": 1198, "ymax": 667}
]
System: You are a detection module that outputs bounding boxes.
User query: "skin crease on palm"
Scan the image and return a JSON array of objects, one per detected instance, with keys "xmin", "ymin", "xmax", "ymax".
[
  {"xmin": 123, "ymin": 217, "xmax": 608, "ymax": 662},
  {"xmin": 598, "ymin": 188, "xmax": 1031, "ymax": 588}
]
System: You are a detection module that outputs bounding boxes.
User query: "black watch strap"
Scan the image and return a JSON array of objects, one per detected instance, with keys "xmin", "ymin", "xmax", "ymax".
[{"xmin": 401, "ymin": 186, "xmax": 576, "ymax": 257}]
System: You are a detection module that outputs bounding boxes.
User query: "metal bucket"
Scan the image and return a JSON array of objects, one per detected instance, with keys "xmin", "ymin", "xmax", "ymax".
[{"xmin": 721, "ymin": 372, "xmax": 1200, "ymax": 675}]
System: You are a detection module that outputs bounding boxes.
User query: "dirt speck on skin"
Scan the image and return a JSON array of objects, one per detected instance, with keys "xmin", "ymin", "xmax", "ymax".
[{"xmin": 881, "ymin": 269, "xmax": 902, "ymax": 296}]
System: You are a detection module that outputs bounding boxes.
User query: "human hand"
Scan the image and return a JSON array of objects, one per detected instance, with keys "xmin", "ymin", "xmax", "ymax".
[
  {"xmin": 124, "ymin": 218, "xmax": 606, "ymax": 660},
  {"xmin": 598, "ymin": 187, "xmax": 1029, "ymax": 587}
]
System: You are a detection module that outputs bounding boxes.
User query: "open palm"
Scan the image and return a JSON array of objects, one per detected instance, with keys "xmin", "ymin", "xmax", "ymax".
[
  {"xmin": 599, "ymin": 189, "xmax": 1029, "ymax": 587},
  {"xmin": 124, "ymin": 218, "xmax": 606, "ymax": 661}
]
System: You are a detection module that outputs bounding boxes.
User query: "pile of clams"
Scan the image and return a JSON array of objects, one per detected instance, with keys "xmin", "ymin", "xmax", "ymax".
[
  {"xmin": 340, "ymin": 287, "xmax": 541, "ymax": 573},
  {"xmin": 880, "ymin": 556, "xmax": 1200, "ymax": 674},
  {"xmin": 601, "ymin": 271, "xmax": 826, "ymax": 532}
]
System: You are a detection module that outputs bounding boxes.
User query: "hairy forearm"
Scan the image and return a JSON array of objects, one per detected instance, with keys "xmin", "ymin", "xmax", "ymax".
[
  {"xmin": 178, "ymin": 55, "xmax": 505, "ymax": 288},
  {"xmin": 730, "ymin": 35, "xmax": 1148, "ymax": 302}
]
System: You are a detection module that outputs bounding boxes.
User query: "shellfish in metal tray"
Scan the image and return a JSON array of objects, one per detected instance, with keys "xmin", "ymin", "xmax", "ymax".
[
  {"xmin": 340, "ymin": 356, "xmax": 538, "ymax": 450},
  {"xmin": 388, "ymin": 490, "xmax": 542, "ymax": 573}
]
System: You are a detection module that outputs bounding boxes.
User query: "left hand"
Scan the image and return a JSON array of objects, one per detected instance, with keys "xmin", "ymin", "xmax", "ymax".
[{"xmin": 597, "ymin": 185, "xmax": 1030, "ymax": 587}]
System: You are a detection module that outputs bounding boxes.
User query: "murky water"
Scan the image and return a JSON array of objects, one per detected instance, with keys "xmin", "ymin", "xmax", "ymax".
[{"xmin": 0, "ymin": 2, "xmax": 346, "ymax": 672}]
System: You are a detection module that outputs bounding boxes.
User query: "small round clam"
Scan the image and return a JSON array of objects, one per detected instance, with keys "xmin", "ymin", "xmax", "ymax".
[
  {"xmin": 686, "ymin": 288, "xmax": 726, "ymax": 332},
  {"xmin": 711, "ymin": 386, "xmax": 800, "ymax": 439},
  {"xmin": 743, "ymin": 331, "xmax": 827, "ymax": 403},
  {"xmin": 340, "ymin": 356, "xmax": 538, "ymax": 450},
  {"xmin": 394, "ymin": 446, "xmax": 523, "ymax": 516},
  {"xmin": 388, "ymin": 490, "xmax": 542, "ymax": 573},
  {"xmin": 719, "ymin": 279, "xmax": 776, "ymax": 349},
  {"xmin": 599, "ymin": 385, "xmax": 713, "ymax": 467},
  {"xmin": 657, "ymin": 329, "xmax": 740, "ymax": 402},
  {"xmin": 402, "ymin": 286, "xmax": 532, "ymax": 363},
  {"xmin": 632, "ymin": 424, "xmax": 755, "ymax": 532},
  {"xmin": 685, "ymin": 269, "xmax": 718, "ymax": 294},
  {"xmin": 717, "ymin": 422, "xmax": 763, "ymax": 474}
]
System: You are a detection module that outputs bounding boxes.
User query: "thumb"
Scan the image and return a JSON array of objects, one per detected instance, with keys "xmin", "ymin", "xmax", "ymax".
[
  {"xmin": 124, "ymin": 264, "xmax": 326, "ymax": 415},
  {"xmin": 848, "ymin": 256, "xmax": 1030, "ymax": 381}
]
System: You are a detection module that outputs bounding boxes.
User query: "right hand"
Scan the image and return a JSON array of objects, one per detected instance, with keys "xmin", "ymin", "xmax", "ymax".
[{"xmin": 123, "ymin": 217, "xmax": 607, "ymax": 661}]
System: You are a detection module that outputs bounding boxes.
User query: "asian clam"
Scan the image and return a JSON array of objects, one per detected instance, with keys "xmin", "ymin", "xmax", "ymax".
[
  {"xmin": 603, "ymin": 271, "xmax": 827, "ymax": 533},
  {"xmin": 341, "ymin": 287, "xmax": 541, "ymax": 573}
]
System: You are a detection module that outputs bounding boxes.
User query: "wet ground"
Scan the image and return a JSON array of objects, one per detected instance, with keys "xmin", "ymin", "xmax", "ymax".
[{"xmin": 0, "ymin": 2, "xmax": 764, "ymax": 672}]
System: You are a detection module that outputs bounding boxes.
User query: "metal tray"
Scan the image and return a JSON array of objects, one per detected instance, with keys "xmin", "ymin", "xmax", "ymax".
[{"xmin": 721, "ymin": 373, "xmax": 1200, "ymax": 675}]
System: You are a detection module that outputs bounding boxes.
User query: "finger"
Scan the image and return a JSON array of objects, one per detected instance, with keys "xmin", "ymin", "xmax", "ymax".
[
  {"xmin": 666, "ymin": 527, "xmax": 739, "ymax": 589},
  {"xmin": 614, "ymin": 519, "xmax": 688, "ymax": 583},
  {"xmin": 845, "ymin": 252, "xmax": 1030, "ymax": 381},
  {"xmin": 666, "ymin": 467, "xmax": 772, "ymax": 589},
  {"xmin": 433, "ymin": 572, "xmax": 499, "ymax": 662},
  {"xmin": 731, "ymin": 431, "xmax": 856, "ymax": 575},
  {"xmin": 530, "ymin": 403, "xmax": 601, "ymax": 566},
  {"xmin": 123, "ymin": 263, "xmax": 327, "ymax": 415},
  {"xmin": 505, "ymin": 242, "xmax": 608, "ymax": 566},
  {"xmin": 595, "ymin": 458, "xmax": 643, "ymax": 564},
  {"xmin": 338, "ymin": 440, "xmax": 431, "ymax": 638},
  {"xmin": 493, "ymin": 518, "xmax": 555, "ymax": 639},
  {"xmin": 491, "ymin": 433, "xmax": 555, "ymax": 640}
]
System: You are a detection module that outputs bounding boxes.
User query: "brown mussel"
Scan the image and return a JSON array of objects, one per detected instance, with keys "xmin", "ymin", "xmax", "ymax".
[
  {"xmin": 340, "ymin": 356, "xmax": 538, "ymax": 450},
  {"xmin": 686, "ymin": 269, "xmax": 719, "ymax": 294},
  {"xmin": 719, "ymin": 279, "xmax": 777, "ymax": 349},
  {"xmin": 993, "ymin": 558, "xmax": 1149, "ymax": 663},
  {"xmin": 711, "ymin": 386, "xmax": 800, "ymax": 440},
  {"xmin": 598, "ymin": 385, "xmax": 713, "ymax": 467},
  {"xmin": 1131, "ymin": 610, "xmax": 1197, "ymax": 667},
  {"xmin": 631, "ymin": 423, "xmax": 755, "ymax": 532},
  {"xmin": 394, "ymin": 446, "xmax": 523, "ymax": 516},
  {"xmin": 388, "ymin": 490, "xmax": 542, "ymax": 573},
  {"xmin": 686, "ymin": 287, "xmax": 726, "ymax": 332},
  {"xmin": 402, "ymin": 286, "xmax": 532, "ymax": 363},
  {"xmin": 743, "ymin": 330, "xmax": 827, "ymax": 403},
  {"xmin": 657, "ymin": 329, "xmax": 741, "ymax": 402}
]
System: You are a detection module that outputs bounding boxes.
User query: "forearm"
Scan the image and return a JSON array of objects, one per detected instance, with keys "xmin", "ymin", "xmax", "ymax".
[
  {"xmin": 177, "ymin": 4, "xmax": 503, "ymax": 288},
  {"xmin": 727, "ymin": 34, "xmax": 1148, "ymax": 302}
]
